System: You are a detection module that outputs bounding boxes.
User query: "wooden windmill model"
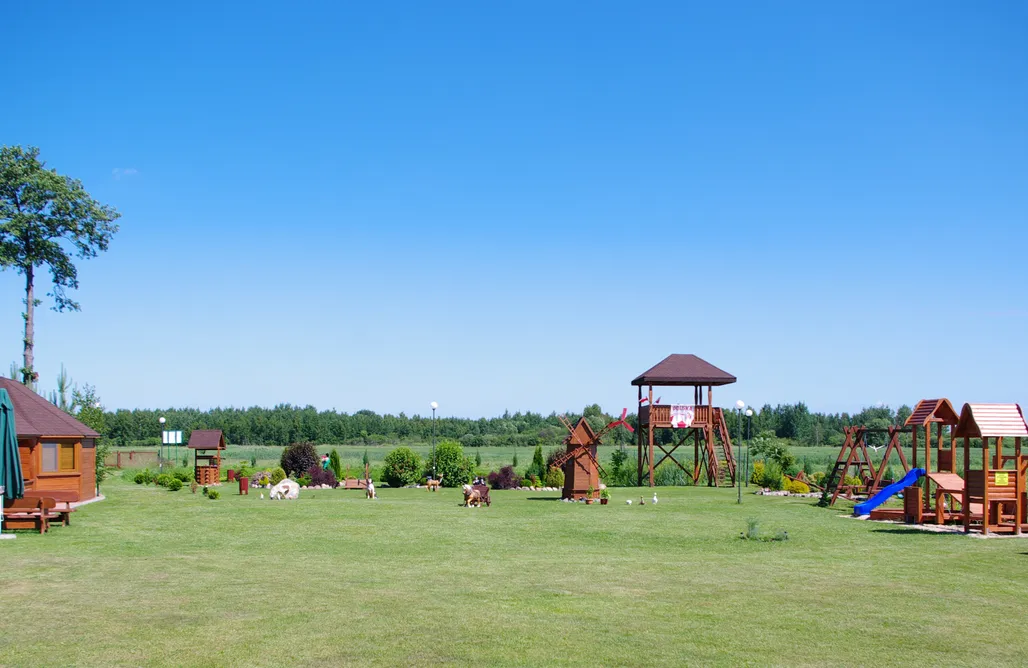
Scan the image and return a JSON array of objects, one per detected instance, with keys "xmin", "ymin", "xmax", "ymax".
[{"xmin": 551, "ymin": 409, "xmax": 634, "ymax": 500}]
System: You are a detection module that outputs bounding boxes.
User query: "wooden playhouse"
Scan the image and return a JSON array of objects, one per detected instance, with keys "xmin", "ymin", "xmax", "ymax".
[
  {"xmin": 955, "ymin": 403, "xmax": 1028, "ymax": 535},
  {"xmin": 1, "ymin": 377, "xmax": 101, "ymax": 502}
]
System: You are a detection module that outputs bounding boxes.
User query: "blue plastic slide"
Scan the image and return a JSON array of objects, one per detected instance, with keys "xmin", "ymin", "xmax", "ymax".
[{"xmin": 853, "ymin": 468, "xmax": 926, "ymax": 516}]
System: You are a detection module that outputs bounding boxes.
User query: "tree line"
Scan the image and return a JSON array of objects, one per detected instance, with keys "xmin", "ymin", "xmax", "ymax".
[{"xmin": 103, "ymin": 401, "xmax": 916, "ymax": 449}]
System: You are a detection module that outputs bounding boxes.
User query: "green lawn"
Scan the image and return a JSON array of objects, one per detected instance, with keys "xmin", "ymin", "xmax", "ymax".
[{"xmin": 4, "ymin": 473, "xmax": 1026, "ymax": 667}]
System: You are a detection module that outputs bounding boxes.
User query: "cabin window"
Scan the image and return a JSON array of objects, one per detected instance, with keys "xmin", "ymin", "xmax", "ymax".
[
  {"xmin": 41, "ymin": 442, "xmax": 75, "ymax": 472},
  {"xmin": 42, "ymin": 442, "xmax": 59, "ymax": 472}
]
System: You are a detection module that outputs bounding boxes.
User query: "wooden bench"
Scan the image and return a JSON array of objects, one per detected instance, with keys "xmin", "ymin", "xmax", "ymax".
[
  {"xmin": 3, "ymin": 497, "xmax": 60, "ymax": 534},
  {"xmin": 342, "ymin": 478, "xmax": 369, "ymax": 490},
  {"xmin": 23, "ymin": 490, "xmax": 77, "ymax": 526}
]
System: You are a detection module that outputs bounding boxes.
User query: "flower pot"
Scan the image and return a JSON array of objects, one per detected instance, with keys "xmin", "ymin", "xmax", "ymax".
[
  {"xmin": 227, "ymin": 469, "xmax": 236, "ymax": 482},
  {"xmin": 585, "ymin": 498, "xmax": 594, "ymax": 505},
  {"xmin": 238, "ymin": 476, "xmax": 249, "ymax": 495},
  {"xmin": 600, "ymin": 498, "xmax": 608, "ymax": 505}
]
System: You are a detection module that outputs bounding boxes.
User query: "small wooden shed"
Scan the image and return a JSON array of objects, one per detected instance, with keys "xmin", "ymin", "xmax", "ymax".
[
  {"xmin": 1, "ymin": 378, "xmax": 101, "ymax": 502},
  {"xmin": 188, "ymin": 429, "xmax": 226, "ymax": 485}
]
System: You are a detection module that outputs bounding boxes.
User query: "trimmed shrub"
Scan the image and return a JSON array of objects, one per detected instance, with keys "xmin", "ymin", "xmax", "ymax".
[
  {"xmin": 207, "ymin": 488, "xmax": 220, "ymax": 500},
  {"xmin": 167, "ymin": 478, "xmax": 183, "ymax": 492},
  {"xmin": 382, "ymin": 447, "xmax": 423, "ymax": 488},
  {"xmin": 308, "ymin": 465, "xmax": 338, "ymax": 487},
  {"xmin": 784, "ymin": 478, "xmax": 810, "ymax": 494},
  {"xmin": 543, "ymin": 466, "xmax": 564, "ymax": 488},
  {"xmin": 133, "ymin": 470, "xmax": 150, "ymax": 485},
  {"xmin": 172, "ymin": 469, "xmax": 192, "ymax": 483},
  {"xmin": 750, "ymin": 461, "xmax": 765, "ymax": 486},
  {"xmin": 296, "ymin": 474, "xmax": 313, "ymax": 488},
  {"xmin": 190, "ymin": 481, "xmax": 198, "ymax": 494},
  {"xmin": 760, "ymin": 462, "xmax": 784, "ymax": 491},
  {"xmin": 654, "ymin": 461, "xmax": 689, "ymax": 486},
  {"xmin": 329, "ymin": 449, "xmax": 343, "ymax": 479},
  {"xmin": 525, "ymin": 445, "xmax": 545, "ymax": 481},
  {"xmin": 475, "ymin": 451, "xmax": 482, "ymax": 467},
  {"xmin": 427, "ymin": 440, "xmax": 474, "ymax": 488},
  {"xmin": 281, "ymin": 442, "xmax": 319, "ymax": 477},
  {"xmin": 270, "ymin": 466, "xmax": 287, "ymax": 486},
  {"xmin": 843, "ymin": 474, "xmax": 863, "ymax": 487},
  {"xmin": 488, "ymin": 466, "xmax": 522, "ymax": 490},
  {"xmin": 155, "ymin": 473, "xmax": 172, "ymax": 488},
  {"xmin": 811, "ymin": 471, "xmax": 826, "ymax": 485}
]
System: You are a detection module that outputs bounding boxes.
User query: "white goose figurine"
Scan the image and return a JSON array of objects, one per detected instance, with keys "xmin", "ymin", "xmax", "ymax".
[{"xmin": 652, "ymin": 493, "xmax": 658, "ymax": 504}]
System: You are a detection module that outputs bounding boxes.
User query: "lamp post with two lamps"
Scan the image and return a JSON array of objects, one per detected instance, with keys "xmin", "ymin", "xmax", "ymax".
[
  {"xmin": 158, "ymin": 416, "xmax": 166, "ymax": 472},
  {"xmin": 430, "ymin": 401, "xmax": 438, "ymax": 480}
]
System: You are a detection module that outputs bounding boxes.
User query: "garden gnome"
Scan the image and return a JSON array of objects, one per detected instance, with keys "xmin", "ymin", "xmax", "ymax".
[{"xmin": 321, "ymin": 453, "xmax": 330, "ymax": 470}]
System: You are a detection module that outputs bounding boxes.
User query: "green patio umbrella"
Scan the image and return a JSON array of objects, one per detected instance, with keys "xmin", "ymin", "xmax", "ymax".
[{"xmin": 0, "ymin": 388, "xmax": 24, "ymax": 501}]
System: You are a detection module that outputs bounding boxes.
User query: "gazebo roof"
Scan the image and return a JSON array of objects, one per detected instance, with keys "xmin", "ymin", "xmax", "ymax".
[
  {"xmin": 905, "ymin": 398, "xmax": 960, "ymax": 427},
  {"xmin": 631, "ymin": 354, "xmax": 736, "ymax": 387},
  {"xmin": 187, "ymin": 429, "xmax": 226, "ymax": 450},
  {"xmin": 954, "ymin": 403, "xmax": 1028, "ymax": 439}
]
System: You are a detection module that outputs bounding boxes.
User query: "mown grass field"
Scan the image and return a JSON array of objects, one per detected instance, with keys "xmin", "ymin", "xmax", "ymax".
[{"xmin": 2, "ymin": 471, "xmax": 1027, "ymax": 667}]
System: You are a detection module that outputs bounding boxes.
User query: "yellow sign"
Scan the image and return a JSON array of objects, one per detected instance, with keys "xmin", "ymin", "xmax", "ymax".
[{"xmin": 995, "ymin": 472, "xmax": 1010, "ymax": 486}]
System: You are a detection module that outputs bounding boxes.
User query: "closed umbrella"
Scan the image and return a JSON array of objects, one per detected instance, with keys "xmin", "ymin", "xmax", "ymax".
[{"xmin": 0, "ymin": 389, "xmax": 23, "ymax": 538}]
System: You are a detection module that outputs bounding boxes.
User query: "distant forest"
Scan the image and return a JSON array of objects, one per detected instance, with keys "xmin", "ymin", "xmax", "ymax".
[{"xmin": 103, "ymin": 402, "xmax": 916, "ymax": 449}]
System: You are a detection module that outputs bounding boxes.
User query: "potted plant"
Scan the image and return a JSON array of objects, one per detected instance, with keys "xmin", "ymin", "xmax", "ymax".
[
  {"xmin": 600, "ymin": 488, "xmax": 610, "ymax": 505},
  {"xmin": 585, "ymin": 486, "xmax": 595, "ymax": 504}
]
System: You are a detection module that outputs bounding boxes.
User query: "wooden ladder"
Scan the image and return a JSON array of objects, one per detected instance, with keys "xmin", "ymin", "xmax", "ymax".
[{"xmin": 712, "ymin": 408, "xmax": 737, "ymax": 486}]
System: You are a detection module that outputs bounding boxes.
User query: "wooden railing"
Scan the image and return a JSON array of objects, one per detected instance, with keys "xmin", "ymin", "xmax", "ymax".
[{"xmin": 639, "ymin": 404, "xmax": 712, "ymax": 427}]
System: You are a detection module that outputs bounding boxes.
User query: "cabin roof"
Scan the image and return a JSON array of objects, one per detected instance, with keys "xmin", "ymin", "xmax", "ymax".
[
  {"xmin": 954, "ymin": 403, "xmax": 1028, "ymax": 438},
  {"xmin": 905, "ymin": 398, "xmax": 960, "ymax": 427},
  {"xmin": 564, "ymin": 417, "xmax": 598, "ymax": 445},
  {"xmin": 187, "ymin": 429, "xmax": 226, "ymax": 450},
  {"xmin": 0, "ymin": 378, "xmax": 100, "ymax": 438},
  {"xmin": 631, "ymin": 354, "xmax": 736, "ymax": 387}
]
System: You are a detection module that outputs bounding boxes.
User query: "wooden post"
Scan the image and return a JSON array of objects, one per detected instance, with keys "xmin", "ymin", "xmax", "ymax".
[
  {"xmin": 995, "ymin": 436, "xmax": 1003, "ymax": 469},
  {"xmin": 982, "ymin": 438, "xmax": 990, "ymax": 536},
  {"xmin": 1011, "ymin": 463, "xmax": 1021, "ymax": 533},
  {"xmin": 648, "ymin": 386, "xmax": 654, "ymax": 487},
  {"xmin": 911, "ymin": 425, "xmax": 918, "ymax": 469},
  {"xmin": 693, "ymin": 429, "xmax": 700, "ymax": 484},
  {"xmin": 637, "ymin": 385, "xmax": 643, "ymax": 486},
  {"xmin": 963, "ymin": 436, "xmax": 970, "ymax": 533}
]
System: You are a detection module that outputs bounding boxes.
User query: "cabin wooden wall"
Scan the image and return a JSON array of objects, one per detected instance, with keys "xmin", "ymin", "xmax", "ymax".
[{"xmin": 16, "ymin": 436, "xmax": 96, "ymax": 502}]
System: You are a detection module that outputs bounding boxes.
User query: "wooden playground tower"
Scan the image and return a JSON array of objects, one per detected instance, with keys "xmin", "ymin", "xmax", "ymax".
[
  {"xmin": 632, "ymin": 354, "xmax": 737, "ymax": 487},
  {"xmin": 955, "ymin": 403, "xmax": 1028, "ymax": 535},
  {"xmin": 905, "ymin": 398, "xmax": 961, "ymax": 524}
]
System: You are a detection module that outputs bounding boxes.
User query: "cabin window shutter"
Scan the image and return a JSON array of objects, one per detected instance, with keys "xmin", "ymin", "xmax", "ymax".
[
  {"xmin": 42, "ymin": 442, "xmax": 59, "ymax": 472},
  {"xmin": 60, "ymin": 443, "xmax": 76, "ymax": 471}
]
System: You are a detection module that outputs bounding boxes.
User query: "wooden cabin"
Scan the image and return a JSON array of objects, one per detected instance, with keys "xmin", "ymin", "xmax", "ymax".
[
  {"xmin": 0, "ymin": 378, "xmax": 101, "ymax": 502},
  {"xmin": 954, "ymin": 403, "xmax": 1027, "ymax": 535},
  {"xmin": 188, "ymin": 429, "xmax": 226, "ymax": 485},
  {"xmin": 632, "ymin": 354, "xmax": 738, "ymax": 487}
]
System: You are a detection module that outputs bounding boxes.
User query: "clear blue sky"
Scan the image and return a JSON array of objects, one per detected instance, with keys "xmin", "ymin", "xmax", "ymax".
[{"xmin": 3, "ymin": 1, "xmax": 1026, "ymax": 418}]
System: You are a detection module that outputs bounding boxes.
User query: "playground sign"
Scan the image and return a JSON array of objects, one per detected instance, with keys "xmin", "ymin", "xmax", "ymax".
[
  {"xmin": 670, "ymin": 405, "xmax": 694, "ymax": 428},
  {"xmin": 995, "ymin": 471, "xmax": 1009, "ymax": 486}
]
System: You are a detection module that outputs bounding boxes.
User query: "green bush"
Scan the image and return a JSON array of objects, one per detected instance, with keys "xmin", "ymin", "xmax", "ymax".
[
  {"xmin": 207, "ymin": 488, "xmax": 220, "ymax": 500},
  {"xmin": 426, "ymin": 441, "xmax": 474, "ymax": 488},
  {"xmin": 543, "ymin": 466, "xmax": 564, "ymax": 488},
  {"xmin": 133, "ymin": 469, "xmax": 153, "ymax": 485},
  {"xmin": 167, "ymin": 478, "xmax": 183, "ymax": 492},
  {"xmin": 280, "ymin": 442, "xmax": 319, "ymax": 477},
  {"xmin": 155, "ymin": 473, "xmax": 173, "ymax": 488},
  {"xmin": 843, "ymin": 474, "xmax": 863, "ymax": 487},
  {"xmin": 296, "ymin": 474, "xmax": 312, "ymax": 487},
  {"xmin": 525, "ymin": 445, "xmax": 546, "ymax": 481},
  {"xmin": 172, "ymin": 469, "xmax": 192, "ymax": 483},
  {"xmin": 759, "ymin": 462, "xmax": 784, "ymax": 490},
  {"xmin": 270, "ymin": 466, "xmax": 287, "ymax": 486},
  {"xmin": 811, "ymin": 471, "xmax": 826, "ymax": 485},
  {"xmin": 382, "ymin": 447, "xmax": 423, "ymax": 488},
  {"xmin": 654, "ymin": 461, "xmax": 689, "ymax": 486}
]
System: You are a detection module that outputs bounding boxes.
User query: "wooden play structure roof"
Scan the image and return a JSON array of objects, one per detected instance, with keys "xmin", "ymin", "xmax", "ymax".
[
  {"xmin": 905, "ymin": 398, "xmax": 959, "ymax": 427},
  {"xmin": 631, "ymin": 355, "xmax": 736, "ymax": 387},
  {"xmin": 954, "ymin": 403, "xmax": 1028, "ymax": 438},
  {"xmin": 0, "ymin": 378, "xmax": 100, "ymax": 438},
  {"xmin": 187, "ymin": 429, "xmax": 226, "ymax": 450}
]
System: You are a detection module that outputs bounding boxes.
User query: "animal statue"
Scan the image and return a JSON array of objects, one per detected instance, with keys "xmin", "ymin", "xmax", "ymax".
[
  {"xmin": 652, "ymin": 493, "xmax": 658, "ymax": 505},
  {"xmin": 626, "ymin": 499, "xmax": 632, "ymax": 505},
  {"xmin": 270, "ymin": 479, "xmax": 300, "ymax": 500},
  {"xmin": 366, "ymin": 480, "xmax": 377, "ymax": 499},
  {"xmin": 426, "ymin": 476, "xmax": 443, "ymax": 492},
  {"xmin": 462, "ymin": 483, "xmax": 482, "ymax": 507}
]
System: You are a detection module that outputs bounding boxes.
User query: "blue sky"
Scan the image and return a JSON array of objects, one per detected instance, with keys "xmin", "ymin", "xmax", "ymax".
[{"xmin": 3, "ymin": 1, "xmax": 1026, "ymax": 417}]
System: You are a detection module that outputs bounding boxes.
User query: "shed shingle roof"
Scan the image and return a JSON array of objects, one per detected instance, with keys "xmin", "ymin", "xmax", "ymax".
[
  {"xmin": 954, "ymin": 403, "xmax": 1028, "ymax": 438},
  {"xmin": 0, "ymin": 378, "xmax": 100, "ymax": 438},
  {"xmin": 187, "ymin": 429, "xmax": 225, "ymax": 450},
  {"xmin": 631, "ymin": 354, "xmax": 736, "ymax": 387}
]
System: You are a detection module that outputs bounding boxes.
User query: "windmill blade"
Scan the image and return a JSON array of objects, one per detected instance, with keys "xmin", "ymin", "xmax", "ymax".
[
  {"xmin": 595, "ymin": 408, "xmax": 635, "ymax": 440},
  {"xmin": 558, "ymin": 413, "xmax": 587, "ymax": 446}
]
